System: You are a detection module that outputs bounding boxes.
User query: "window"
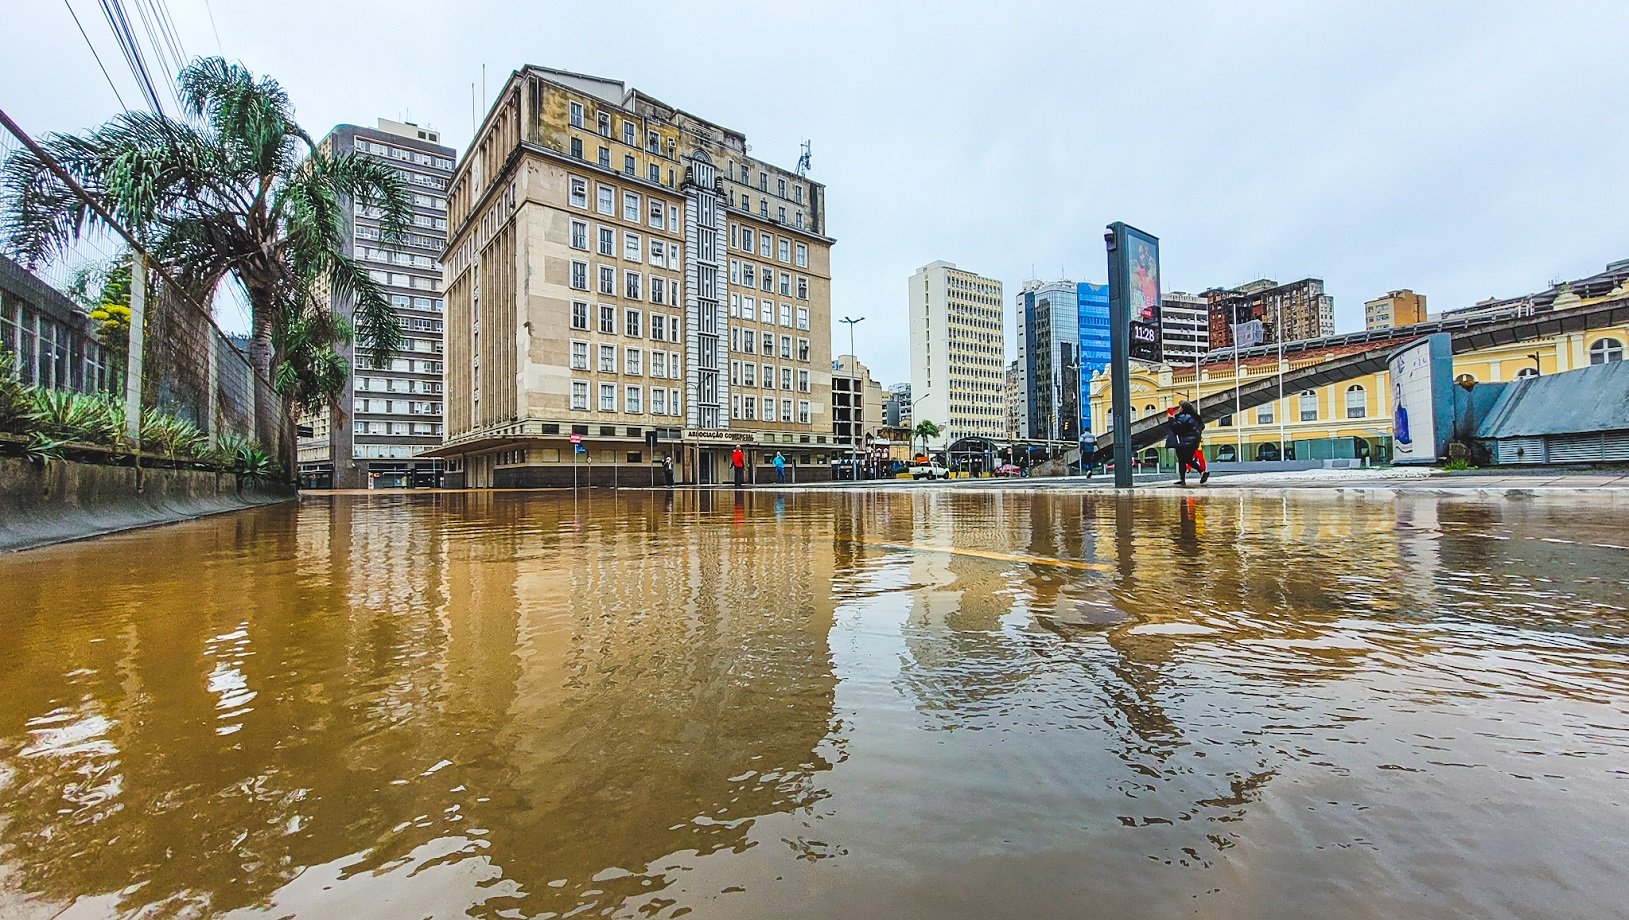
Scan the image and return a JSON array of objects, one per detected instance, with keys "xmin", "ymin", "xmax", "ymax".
[
  {"xmin": 777, "ymin": 178, "xmax": 786, "ymax": 197},
  {"xmin": 782, "ymin": 397, "xmax": 794, "ymax": 421},
  {"xmin": 651, "ymin": 388, "xmax": 667, "ymax": 415},
  {"xmin": 1299, "ymin": 390, "xmax": 1319, "ymax": 421},
  {"xmin": 781, "ymin": 367, "xmax": 793, "ymax": 390},
  {"xmin": 570, "ymin": 260, "xmax": 588, "ymax": 290},
  {"xmin": 571, "ymin": 381, "xmax": 589, "ymax": 410},
  {"xmin": 796, "ymin": 277, "xmax": 808, "ymax": 300},
  {"xmin": 649, "ymin": 163, "xmax": 661, "ymax": 183},
  {"xmin": 625, "ymin": 308, "xmax": 642, "ymax": 337},
  {"xmin": 599, "ymin": 266, "xmax": 616, "ymax": 294},
  {"xmin": 569, "ymin": 101, "xmax": 584, "ymax": 128},
  {"xmin": 625, "ymin": 272, "xmax": 642, "ymax": 301},
  {"xmin": 780, "ymin": 304, "xmax": 792, "ymax": 327},
  {"xmin": 1590, "ymin": 338, "xmax": 1624, "ymax": 365},
  {"xmin": 597, "ymin": 111, "xmax": 610, "ymax": 136},
  {"xmin": 650, "ymin": 277, "xmax": 666, "ymax": 305},
  {"xmin": 779, "ymin": 273, "xmax": 791, "ymax": 296},
  {"xmin": 599, "ymin": 344, "xmax": 617, "ymax": 372},
  {"xmin": 1515, "ymin": 367, "xmax": 1539, "ymax": 379},
  {"xmin": 795, "ymin": 243, "xmax": 808, "ymax": 268},
  {"xmin": 761, "ymin": 269, "xmax": 773, "ymax": 293},
  {"xmin": 796, "ymin": 307, "xmax": 809, "ymax": 330},
  {"xmin": 649, "ymin": 239, "xmax": 665, "ymax": 267},
  {"xmin": 571, "ymin": 340, "xmax": 589, "ymax": 370},
  {"xmin": 596, "ymin": 185, "xmax": 614, "ymax": 215},
  {"xmin": 649, "ymin": 200, "xmax": 665, "ymax": 230},
  {"xmin": 762, "ymin": 332, "xmax": 774, "ymax": 353},
  {"xmin": 742, "ymin": 363, "xmax": 755, "ymax": 386},
  {"xmin": 742, "ymin": 331, "xmax": 754, "ymax": 355},
  {"xmin": 760, "ymin": 233, "xmax": 772, "ymax": 259},
  {"xmin": 743, "ymin": 396, "xmax": 756, "ymax": 420},
  {"xmin": 598, "ymin": 226, "xmax": 614, "ymax": 255},
  {"xmin": 626, "ymin": 386, "xmax": 643, "ymax": 414},
  {"xmin": 798, "ymin": 369, "xmax": 810, "ymax": 392},
  {"xmin": 622, "ymin": 121, "xmax": 635, "ymax": 145},
  {"xmin": 1256, "ymin": 402, "xmax": 1274, "ymax": 424},
  {"xmin": 650, "ymin": 314, "xmax": 666, "ymax": 342},
  {"xmin": 624, "ymin": 154, "xmax": 635, "ymax": 177},
  {"xmin": 570, "ymin": 177, "xmax": 588, "ymax": 208},
  {"xmin": 763, "ymin": 398, "xmax": 777, "ymax": 422},
  {"xmin": 624, "ymin": 232, "xmax": 641, "ymax": 261},
  {"xmin": 740, "ymin": 228, "xmax": 753, "ymax": 253},
  {"xmin": 623, "ymin": 192, "xmax": 640, "ymax": 221},
  {"xmin": 599, "ymin": 304, "xmax": 616, "ymax": 334},
  {"xmin": 570, "ymin": 137, "xmax": 583, "ymax": 160},
  {"xmin": 780, "ymin": 335, "xmax": 792, "ymax": 358},
  {"xmin": 798, "ymin": 400, "xmax": 810, "ymax": 424},
  {"xmin": 600, "ymin": 383, "xmax": 617, "ymax": 411},
  {"xmin": 794, "ymin": 185, "xmax": 804, "ymax": 204},
  {"xmin": 778, "ymin": 239, "xmax": 790, "ymax": 262},
  {"xmin": 797, "ymin": 337, "xmax": 810, "ymax": 361},
  {"xmin": 570, "ymin": 220, "xmax": 588, "ymax": 250},
  {"xmin": 598, "ymin": 146, "xmax": 611, "ymax": 168},
  {"xmin": 1345, "ymin": 384, "xmax": 1366, "ymax": 419},
  {"xmin": 625, "ymin": 348, "xmax": 642, "ymax": 375},
  {"xmin": 742, "ymin": 263, "xmax": 754, "ymax": 287},
  {"xmin": 651, "ymin": 351, "xmax": 667, "ymax": 378}
]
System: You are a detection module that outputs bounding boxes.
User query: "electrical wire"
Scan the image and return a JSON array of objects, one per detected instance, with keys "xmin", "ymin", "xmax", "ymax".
[
  {"xmin": 61, "ymin": 0, "xmax": 129, "ymax": 111},
  {"xmin": 202, "ymin": 0, "xmax": 223, "ymax": 55},
  {"xmin": 98, "ymin": 0, "xmax": 166, "ymax": 113}
]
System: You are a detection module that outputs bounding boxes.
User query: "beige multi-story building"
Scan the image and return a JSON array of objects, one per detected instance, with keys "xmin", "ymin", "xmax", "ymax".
[
  {"xmin": 908, "ymin": 261, "xmax": 1004, "ymax": 444},
  {"xmin": 1364, "ymin": 289, "xmax": 1428, "ymax": 330},
  {"xmin": 433, "ymin": 67, "xmax": 835, "ymax": 486},
  {"xmin": 831, "ymin": 354, "xmax": 885, "ymax": 452}
]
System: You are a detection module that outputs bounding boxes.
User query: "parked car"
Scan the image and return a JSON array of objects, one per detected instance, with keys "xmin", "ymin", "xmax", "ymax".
[
  {"xmin": 994, "ymin": 463, "xmax": 1022, "ymax": 477},
  {"xmin": 910, "ymin": 461, "xmax": 949, "ymax": 480}
]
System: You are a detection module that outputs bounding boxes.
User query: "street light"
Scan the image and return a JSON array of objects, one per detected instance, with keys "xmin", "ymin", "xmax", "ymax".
[
  {"xmin": 1526, "ymin": 352, "xmax": 1542, "ymax": 376},
  {"xmin": 839, "ymin": 315, "xmax": 865, "ymax": 479}
]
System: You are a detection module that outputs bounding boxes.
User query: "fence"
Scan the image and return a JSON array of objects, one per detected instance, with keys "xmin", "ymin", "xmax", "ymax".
[{"xmin": 0, "ymin": 108, "xmax": 292, "ymax": 470}]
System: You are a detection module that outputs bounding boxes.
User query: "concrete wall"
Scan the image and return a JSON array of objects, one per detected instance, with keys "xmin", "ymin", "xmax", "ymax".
[{"xmin": 0, "ymin": 457, "xmax": 295, "ymax": 553}]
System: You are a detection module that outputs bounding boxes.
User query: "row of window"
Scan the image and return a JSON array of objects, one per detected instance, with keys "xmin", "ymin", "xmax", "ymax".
[
  {"xmin": 355, "ymin": 421, "xmax": 443, "ymax": 435},
  {"xmin": 727, "ymin": 261, "xmax": 810, "ymax": 300},
  {"xmin": 730, "ymin": 395, "xmax": 813, "ymax": 423},
  {"xmin": 354, "ymin": 398, "xmax": 440, "ymax": 415},
  {"xmin": 358, "ymin": 202, "xmax": 449, "ymax": 230},
  {"xmin": 368, "ymin": 269, "xmax": 438, "ymax": 292},
  {"xmin": 729, "ymin": 294, "xmax": 810, "ymax": 329},
  {"xmin": 569, "ymin": 220, "xmax": 680, "ymax": 269},
  {"xmin": 728, "ymin": 361, "xmax": 812, "ymax": 392},
  {"xmin": 569, "ymin": 342, "xmax": 683, "ymax": 380},
  {"xmin": 568, "ymin": 177, "xmax": 678, "ymax": 232},
  {"xmin": 354, "ymin": 137, "xmax": 453, "ymax": 171},
  {"xmin": 569, "ymin": 102, "xmax": 669, "ymax": 158},
  {"xmin": 568, "ymin": 261, "xmax": 682, "ymax": 305},
  {"xmin": 354, "ymin": 375, "xmax": 443, "ymax": 394},
  {"xmin": 567, "ymin": 136, "xmax": 675, "ymax": 188},
  {"xmin": 730, "ymin": 328, "xmax": 813, "ymax": 363},
  {"xmin": 728, "ymin": 162, "xmax": 807, "ymax": 206},
  {"xmin": 356, "ymin": 226, "xmax": 444, "ymax": 252},
  {"xmin": 360, "ymin": 246, "xmax": 440, "ymax": 271},
  {"xmin": 389, "ymin": 294, "xmax": 444, "ymax": 313},
  {"xmin": 568, "ymin": 302, "xmax": 683, "ymax": 342},
  {"xmin": 571, "ymin": 382, "xmax": 683, "ymax": 416},
  {"xmin": 729, "ymin": 224, "xmax": 808, "ymax": 267}
]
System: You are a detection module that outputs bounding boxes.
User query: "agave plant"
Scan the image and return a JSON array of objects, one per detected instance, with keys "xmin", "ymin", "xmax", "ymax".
[
  {"xmin": 0, "ymin": 348, "xmax": 31, "ymax": 435},
  {"xmin": 235, "ymin": 443, "xmax": 273, "ymax": 477},
  {"xmin": 29, "ymin": 389, "xmax": 123, "ymax": 446},
  {"xmin": 139, "ymin": 407, "xmax": 207, "ymax": 458},
  {"xmin": 23, "ymin": 430, "xmax": 67, "ymax": 466}
]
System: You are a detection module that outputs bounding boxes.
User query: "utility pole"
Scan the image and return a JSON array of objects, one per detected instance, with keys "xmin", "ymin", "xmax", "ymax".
[{"xmin": 1277, "ymin": 297, "xmax": 1286, "ymax": 461}]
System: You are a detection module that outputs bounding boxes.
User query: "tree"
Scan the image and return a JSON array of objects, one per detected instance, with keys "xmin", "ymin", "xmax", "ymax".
[
  {"xmin": 913, "ymin": 419, "xmax": 941, "ymax": 457},
  {"xmin": 0, "ymin": 57, "xmax": 411, "ymax": 417}
]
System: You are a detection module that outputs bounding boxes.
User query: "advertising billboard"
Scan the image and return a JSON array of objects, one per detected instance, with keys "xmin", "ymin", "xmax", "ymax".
[
  {"xmin": 1107, "ymin": 223, "xmax": 1163, "ymax": 364},
  {"xmin": 1388, "ymin": 333, "xmax": 1454, "ymax": 464}
]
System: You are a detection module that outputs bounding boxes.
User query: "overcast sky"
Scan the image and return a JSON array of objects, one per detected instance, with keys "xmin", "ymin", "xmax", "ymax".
[{"xmin": 6, "ymin": 0, "xmax": 1628, "ymax": 385}]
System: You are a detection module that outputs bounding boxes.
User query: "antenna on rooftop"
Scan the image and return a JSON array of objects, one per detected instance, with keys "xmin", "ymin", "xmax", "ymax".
[{"xmin": 795, "ymin": 140, "xmax": 812, "ymax": 177}]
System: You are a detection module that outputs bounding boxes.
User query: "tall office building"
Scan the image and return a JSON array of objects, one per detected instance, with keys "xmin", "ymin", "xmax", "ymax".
[
  {"xmin": 297, "ymin": 118, "xmax": 456, "ymax": 489},
  {"xmin": 1205, "ymin": 278, "xmax": 1335, "ymax": 349},
  {"xmin": 907, "ymin": 261, "xmax": 1004, "ymax": 443},
  {"xmin": 1003, "ymin": 359, "xmax": 1022, "ymax": 440},
  {"xmin": 1014, "ymin": 279, "xmax": 1110, "ymax": 441},
  {"xmin": 1364, "ymin": 289, "xmax": 1428, "ymax": 330},
  {"xmin": 884, "ymin": 382, "xmax": 911, "ymax": 428},
  {"xmin": 832, "ymin": 354, "xmax": 884, "ymax": 451},
  {"xmin": 433, "ymin": 67, "xmax": 834, "ymax": 486},
  {"xmin": 1160, "ymin": 291, "xmax": 1210, "ymax": 363}
]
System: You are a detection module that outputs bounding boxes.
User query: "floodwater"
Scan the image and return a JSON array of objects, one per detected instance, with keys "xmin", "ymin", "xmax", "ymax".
[{"xmin": 2, "ymin": 490, "xmax": 1627, "ymax": 919}]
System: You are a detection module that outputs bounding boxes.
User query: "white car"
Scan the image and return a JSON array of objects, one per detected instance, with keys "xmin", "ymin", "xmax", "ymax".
[{"xmin": 911, "ymin": 462, "xmax": 949, "ymax": 480}]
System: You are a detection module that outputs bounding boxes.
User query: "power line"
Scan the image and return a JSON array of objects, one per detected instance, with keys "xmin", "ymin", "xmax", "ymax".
[
  {"xmin": 98, "ymin": 0, "xmax": 166, "ymax": 114},
  {"xmin": 201, "ymin": 0, "xmax": 223, "ymax": 54},
  {"xmin": 61, "ymin": 0, "xmax": 129, "ymax": 111}
]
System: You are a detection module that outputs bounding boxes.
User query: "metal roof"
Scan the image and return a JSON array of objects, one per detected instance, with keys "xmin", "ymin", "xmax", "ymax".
[{"xmin": 1479, "ymin": 362, "xmax": 1629, "ymax": 439}]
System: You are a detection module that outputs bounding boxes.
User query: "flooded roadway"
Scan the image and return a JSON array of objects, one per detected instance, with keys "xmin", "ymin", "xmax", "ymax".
[{"xmin": 1, "ymin": 490, "xmax": 1627, "ymax": 919}]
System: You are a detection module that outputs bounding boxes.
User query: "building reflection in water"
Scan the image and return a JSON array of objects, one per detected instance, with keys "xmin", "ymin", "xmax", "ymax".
[{"xmin": 1, "ymin": 489, "xmax": 1627, "ymax": 918}]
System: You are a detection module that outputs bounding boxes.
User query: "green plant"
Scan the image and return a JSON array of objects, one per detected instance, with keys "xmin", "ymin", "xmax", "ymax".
[
  {"xmin": 23, "ymin": 431, "xmax": 66, "ymax": 466},
  {"xmin": 139, "ymin": 407, "xmax": 206, "ymax": 458},
  {"xmin": 28, "ymin": 389, "xmax": 122, "ymax": 446},
  {"xmin": 235, "ymin": 444, "xmax": 272, "ymax": 477},
  {"xmin": 1442, "ymin": 458, "xmax": 1478, "ymax": 472},
  {"xmin": 912, "ymin": 419, "xmax": 941, "ymax": 457},
  {"xmin": 0, "ymin": 348, "xmax": 31, "ymax": 434}
]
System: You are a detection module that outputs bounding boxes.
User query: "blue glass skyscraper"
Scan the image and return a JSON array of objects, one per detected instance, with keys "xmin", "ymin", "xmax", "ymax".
[
  {"xmin": 1015, "ymin": 279, "xmax": 1113, "ymax": 440},
  {"xmin": 1076, "ymin": 283, "xmax": 1111, "ymax": 432}
]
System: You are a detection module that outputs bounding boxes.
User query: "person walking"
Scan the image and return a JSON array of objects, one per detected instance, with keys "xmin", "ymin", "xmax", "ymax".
[
  {"xmin": 1165, "ymin": 407, "xmax": 1209, "ymax": 482},
  {"xmin": 773, "ymin": 451, "xmax": 787, "ymax": 484},
  {"xmin": 1168, "ymin": 400, "xmax": 1209, "ymax": 486},
  {"xmin": 662, "ymin": 454, "xmax": 674, "ymax": 488},
  {"xmin": 731, "ymin": 446, "xmax": 746, "ymax": 487}
]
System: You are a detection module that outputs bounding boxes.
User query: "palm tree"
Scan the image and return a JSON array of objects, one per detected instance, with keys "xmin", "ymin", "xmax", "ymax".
[
  {"xmin": 913, "ymin": 419, "xmax": 941, "ymax": 458},
  {"xmin": 0, "ymin": 57, "xmax": 411, "ymax": 418}
]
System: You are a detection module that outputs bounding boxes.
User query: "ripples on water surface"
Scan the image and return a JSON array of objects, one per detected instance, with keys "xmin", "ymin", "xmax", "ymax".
[{"xmin": 1, "ymin": 490, "xmax": 1626, "ymax": 919}]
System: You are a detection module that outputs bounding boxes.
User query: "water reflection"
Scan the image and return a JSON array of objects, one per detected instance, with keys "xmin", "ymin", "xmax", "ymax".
[{"xmin": 0, "ymin": 490, "xmax": 1626, "ymax": 918}]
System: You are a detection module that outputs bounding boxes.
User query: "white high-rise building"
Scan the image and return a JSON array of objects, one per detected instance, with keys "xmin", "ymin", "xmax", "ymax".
[
  {"xmin": 1161, "ymin": 291, "xmax": 1210, "ymax": 364},
  {"xmin": 907, "ymin": 261, "xmax": 1004, "ymax": 444}
]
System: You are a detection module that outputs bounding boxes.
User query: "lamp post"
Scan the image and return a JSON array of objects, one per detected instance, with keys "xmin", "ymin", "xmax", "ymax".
[
  {"xmin": 840, "ymin": 315, "xmax": 864, "ymax": 479},
  {"xmin": 1526, "ymin": 352, "xmax": 1542, "ymax": 376}
]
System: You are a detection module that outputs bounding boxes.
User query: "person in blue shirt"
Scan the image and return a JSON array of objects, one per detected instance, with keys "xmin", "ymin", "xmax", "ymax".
[{"xmin": 773, "ymin": 451, "xmax": 787, "ymax": 483}]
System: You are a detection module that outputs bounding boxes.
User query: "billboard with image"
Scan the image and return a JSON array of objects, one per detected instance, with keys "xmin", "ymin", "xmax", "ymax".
[
  {"xmin": 1389, "ymin": 333, "xmax": 1454, "ymax": 464},
  {"xmin": 1108, "ymin": 224, "xmax": 1163, "ymax": 363}
]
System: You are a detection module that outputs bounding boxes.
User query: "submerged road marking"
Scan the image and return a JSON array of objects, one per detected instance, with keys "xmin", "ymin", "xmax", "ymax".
[{"xmin": 854, "ymin": 538, "xmax": 1113, "ymax": 572}]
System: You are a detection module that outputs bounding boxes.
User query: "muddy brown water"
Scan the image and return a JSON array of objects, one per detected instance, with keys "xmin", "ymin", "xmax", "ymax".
[{"xmin": 1, "ymin": 490, "xmax": 1626, "ymax": 918}]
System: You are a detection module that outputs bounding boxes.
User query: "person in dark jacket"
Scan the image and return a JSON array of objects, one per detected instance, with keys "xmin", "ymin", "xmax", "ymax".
[
  {"xmin": 662, "ymin": 455, "xmax": 675, "ymax": 487},
  {"xmin": 1168, "ymin": 400, "xmax": 1208, "ymax": 486}
]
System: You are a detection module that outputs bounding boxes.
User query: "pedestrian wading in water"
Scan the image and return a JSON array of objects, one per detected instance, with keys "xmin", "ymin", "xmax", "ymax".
[{"xmin": 1167, "ymin": 400, "xmax": 1209, "ymax": 487}]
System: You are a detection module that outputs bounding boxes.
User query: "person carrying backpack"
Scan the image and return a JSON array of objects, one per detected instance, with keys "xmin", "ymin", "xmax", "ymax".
[{"xmin": 1168, "ymin": 401, "xmax": 1208, "ymax": 486}]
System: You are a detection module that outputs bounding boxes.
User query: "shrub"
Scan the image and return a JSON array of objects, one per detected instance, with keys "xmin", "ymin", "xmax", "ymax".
[
  {"xmin": 29, "ymin": 388, "xmax": 123, "ymax": 446},
  {"xmin": 138, "ymin": 407, "xmax": 206, "ymax": 458},
  {"xmin": 0, "ymin": 349, "xmax": 31, "ymax": 434}
]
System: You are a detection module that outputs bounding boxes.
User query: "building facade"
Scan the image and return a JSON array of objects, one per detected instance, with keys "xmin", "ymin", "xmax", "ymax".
[
  {"xmin": 297, "ymin": 119, "xmax": 455, "ymax": 489},
  {"xmin": 1206, "ymin": 278, "xmax": 1336, "ymax": 350},
  {"xmin": 1160, "ymin": 291, "xmax": 1210, "ymax": 364},
  {"xmin": 433, "ymin": 67, "xmax": 835, "ymax": 486},
  {"xmin": 907, "ymin": 261, "xmax": 1003, "ymax": 444},
  {"xmin": 883, "ymin": 381, "xmax": 911, "ymax": 428},
  {"xmin": 831, "ymin": 354, "xmax": 885, "ymax": 454},
  {"xmin": 1003, "ymin": 359, "xmax": 1022, "ymax": 440},
  {"xmin": 1014, "ymin": 279, "xmax": 1110, "ymax": 441},
  {"xmin": 1364, "ymin": 289, "xmax": 1428, "ymax": 330}
]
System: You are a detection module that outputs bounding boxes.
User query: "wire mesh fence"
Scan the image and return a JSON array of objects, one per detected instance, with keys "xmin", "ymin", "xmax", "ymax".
[{"xmin": 0, "ymin": 108, "xmax": 292, "ymax": 473}]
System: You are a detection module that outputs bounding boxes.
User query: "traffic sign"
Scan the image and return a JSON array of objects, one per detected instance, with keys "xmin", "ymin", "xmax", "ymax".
[{"xmin": 569, "ymin": 433, "xmax": 582, "ymax": 444}]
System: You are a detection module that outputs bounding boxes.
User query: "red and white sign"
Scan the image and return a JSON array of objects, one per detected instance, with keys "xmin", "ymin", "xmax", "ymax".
[{"xmin": 568, "ymin": 433, "xmax": 582, "ymax": 444}]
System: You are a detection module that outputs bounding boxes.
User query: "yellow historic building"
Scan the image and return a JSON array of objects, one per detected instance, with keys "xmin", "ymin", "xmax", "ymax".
[{"xmin": 1089, "ymin": 286, "xmax": 1629, "ymax": 463}]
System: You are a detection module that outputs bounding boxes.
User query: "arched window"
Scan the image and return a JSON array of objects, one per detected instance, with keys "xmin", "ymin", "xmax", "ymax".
[
  {"xmin": 1515, "ymin": 367, "xmax": 1539, "ymax": 380},
  {"xmin": 1344, "ymin": 384, "xmax": 1366, "ymax": 419},
  {"xmin": 1590, "ymin": 338, "xmax": 1624, "ymax": 365},
  {"xmin": 1299, "ymin": 390, "xmax": 1318, "ymax": 421},
  {"xmin": 1144, "ymin": 404, "xmax": 1157, "ymax": 417}
]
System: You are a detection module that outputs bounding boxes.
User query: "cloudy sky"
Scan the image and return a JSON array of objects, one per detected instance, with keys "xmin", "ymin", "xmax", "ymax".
[{"xmin": 6, "ymin": 0, "xmax": 1628, "ymax": 385}]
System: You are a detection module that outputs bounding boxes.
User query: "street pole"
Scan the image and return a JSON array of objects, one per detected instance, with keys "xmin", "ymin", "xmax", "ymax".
[
  {"xmin": 1276, "ymin": 298, "xmax": 1286, "ymax": 461},
  {"xmin": 1233, "ymin": 323, "xmax": 1243, "ymax": 463},
  {"xmin": 1106, "ymin": 226, "xmax": 1132, "ymax": 488}
]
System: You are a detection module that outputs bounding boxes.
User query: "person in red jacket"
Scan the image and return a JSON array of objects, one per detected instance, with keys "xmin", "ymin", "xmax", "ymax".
[{"xmin": 731, "ymin": 446, "xmax": 745, "ymax": 486}]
